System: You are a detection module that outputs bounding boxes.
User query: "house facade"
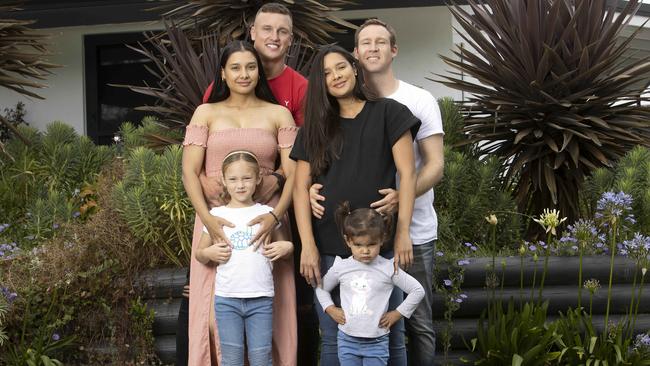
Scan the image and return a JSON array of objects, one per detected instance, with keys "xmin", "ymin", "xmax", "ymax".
[{"xmin": 0, "ymin": 0, "xmax": 648, "ymax": 143}]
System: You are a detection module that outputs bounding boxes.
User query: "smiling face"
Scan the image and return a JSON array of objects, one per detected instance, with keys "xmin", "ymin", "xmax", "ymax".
[
  {"xmin": 222, "ymin": 160, "xmax": 261, "ymax": 207},
  {"xmin": 323, "ymin": 52, "xmax": 357, "ymax": 99},
  {"xmin": 221, "ymin": 50, "xmax": 259, "ymax": 95},
  {"xmin": 250, "ymin": 11, "xmax": 293, "ymax": 63},
  {"xmin": 354, "ymin": 24, "xmax": 398, "ymax": 74},
  {"xmin": 345, "ymin": 234, "xmax": 382, "ymax": 264}
]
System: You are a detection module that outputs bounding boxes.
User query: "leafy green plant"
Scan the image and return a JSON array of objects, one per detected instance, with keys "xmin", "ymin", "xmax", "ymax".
[
  {"xmin": 439, "ymin": 0, "xmax": 650, "ymax": 222},
  {"xmin": 0, "ymin": 122, "xmax": 114, "ymax": 247},
  {"xmin": 582, "ymin": 146, "xmax": 650, "ymax": 234},
  {"xmin": 436, "ymin": 98, "xmax": 522, "ymax": 253},
  {"xmin": 113, "ymin": 143, "xmax": 193, "ymax": 266},
  {"xmin": 554, "ymin": 308, "xmax": 643, "ymax": 365},
  {"xmin": 468, "ymin": 300, "xmax": 561, "ymax": 366},
  {"xmin": 0, "ymin": 295, "xmax": 8, "ymax": 346},
  {"xmin": 1, "ymin": 102, "xmax": 27, "ymax": 143}
]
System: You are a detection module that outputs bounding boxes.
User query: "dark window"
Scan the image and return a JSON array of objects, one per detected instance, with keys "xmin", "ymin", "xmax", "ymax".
[{"xmin": 84, "ymin": 32, "xmax": 158, "ymax": 145}]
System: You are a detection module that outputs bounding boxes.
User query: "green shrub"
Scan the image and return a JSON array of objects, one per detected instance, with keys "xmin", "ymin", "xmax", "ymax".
[
  {"xmin": 582, "ymin": 145, "xmax": 650, "ymax": 234},
  {"xmin": 114, "ymin": 144, "xmax": 193, "ymax": 267},
  {"xmin": 0, "ymin": 122, "xmax": 114, "ymax": 246},
  {"xmin": 436, "ymin": 98, "xmax": 522, "ymax": 253}
]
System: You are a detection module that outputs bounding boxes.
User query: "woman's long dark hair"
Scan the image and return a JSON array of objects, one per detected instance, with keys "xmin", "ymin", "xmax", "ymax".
[
  {"xmin": 303, "ymin": 44, "xmax": 373, "ymax": 177},
  {"xmin": 207, "ymin": 40, "xmax": 278, "ymax": 105}
]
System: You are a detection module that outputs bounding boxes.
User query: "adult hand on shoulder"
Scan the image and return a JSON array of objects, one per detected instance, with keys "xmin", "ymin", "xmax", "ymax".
[
  {"xmin": 325, "ymin": 306, "xmax": 346, "ymax": 325},
  {"xmin": 379, "ymin": 310, "xmax": 403, "ymax": 329},
  {"xmin": 309, "ymin": 183, "xmax": 325, "ymax": 219},
  {"xmin": 370, "ymin": 188, "xmax": 399, "ymax": 215},
  {"xmin": 300, "ymin": 244, "xmax": 321, "ymax": 288},
  {"xmin": 393, "ymin": 230, "xmax": 413, "ymax": 273},
  {"xmin": 204, "ymin": 215, "xmax": 235, "ymax": 246},
  {"xmin": 201, "ymin": 241, "xmax": 232, "ymax": 264},
  {"xmin": 263, "ymin": 240, "xmax": 293, "ymax": 262},
  {"xmin": 248, "ymin": 212, "xmax": 276, "ymax": 250}
]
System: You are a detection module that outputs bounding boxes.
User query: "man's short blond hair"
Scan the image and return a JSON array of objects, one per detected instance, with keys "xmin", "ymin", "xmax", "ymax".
[
  {"xmin": 354, "ymin": 18, "xmax": 397, "ymax": 47},
  {"xmin": 255, "ymin": 2, "xmax": 293, "ymax": 28}
]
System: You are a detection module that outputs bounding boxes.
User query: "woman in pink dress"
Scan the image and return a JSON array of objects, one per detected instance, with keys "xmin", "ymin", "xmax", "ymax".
[{"xmin": 182, "ymin": 40, "xmax": 298, "ymax": 366}]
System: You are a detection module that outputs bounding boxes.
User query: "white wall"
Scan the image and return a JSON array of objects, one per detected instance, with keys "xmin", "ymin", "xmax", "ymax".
[
  {"xmin": 335, "ymin": 6, "xmax": 461, "ymax": 100},
  {"xmin": 0, "ymin": 21, "xmax": 162, "ymax": 134}
]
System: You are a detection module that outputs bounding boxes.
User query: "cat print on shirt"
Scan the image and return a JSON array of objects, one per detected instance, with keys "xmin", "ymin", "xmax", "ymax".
[{"xmin": 349, "ymin": 273, "xmax": 373, "ymax": 316}]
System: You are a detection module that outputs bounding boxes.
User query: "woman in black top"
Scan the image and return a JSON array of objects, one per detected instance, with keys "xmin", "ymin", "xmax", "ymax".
[{"xmin": 290, "ymin": 44, "xmax": 420, "ymax": 366}]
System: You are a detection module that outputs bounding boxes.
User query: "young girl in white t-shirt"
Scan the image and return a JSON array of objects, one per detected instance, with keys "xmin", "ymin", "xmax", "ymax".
[{"xmin": 195, "ymin": 150, "xmax": 292, "ymax": 366}]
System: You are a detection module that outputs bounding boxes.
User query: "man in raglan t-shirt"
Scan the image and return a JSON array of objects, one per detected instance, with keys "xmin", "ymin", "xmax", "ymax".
[
  {"xmin": 310, "ymin": 18, "xmax": 444, "ymax": 366},
  {"xmin": 202, "ymin": 3, "xmax": 307, "ymax": 126}
]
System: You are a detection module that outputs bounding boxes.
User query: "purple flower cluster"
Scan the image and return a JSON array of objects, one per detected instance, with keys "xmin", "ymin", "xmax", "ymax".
[
  {"xmin": 618, "ymin": 233, "xmax": 650, "ymax": 260},
  {"xmin": 1, "ymin": 286, "xmax": 17, "ymax": 304},
  {"xmin": 450, "ymin": 293, "xmax": 468, "ymax": 303},
  {"xmin": 595, "ymin": 191, "xmax": 635, "ymax": 226},
  {"xmin": 0, "ymin": 223, "xmax": 9, "ymax": 233},
  {"xmin": 464, "ymin": 242, "xmax": 478, "ymax": 252},
  {"xmin": 560, "ymin": 219, "xmax": 605, "ymax": 252},
  {"xmin": 0, "ymin": 242, "xmax": 19, "ymax": 260}
]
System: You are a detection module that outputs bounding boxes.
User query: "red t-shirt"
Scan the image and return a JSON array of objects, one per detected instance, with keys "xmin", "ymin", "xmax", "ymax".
[{"xmin": 202, "ymin": 66, "xmax": 307, "ymax": 126}]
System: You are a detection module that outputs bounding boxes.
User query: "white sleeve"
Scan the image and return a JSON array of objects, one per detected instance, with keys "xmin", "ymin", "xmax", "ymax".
[
  {"xmin": 414, "ymin": 91, "xmax": 444, "ymax": 140},
  {"xmin": 392, "ymin": 269, "xmax": 425, "ymax": 318},
  {"xmin": 315, "ymin": 257, "xmax": 342, "ymax": 311}
]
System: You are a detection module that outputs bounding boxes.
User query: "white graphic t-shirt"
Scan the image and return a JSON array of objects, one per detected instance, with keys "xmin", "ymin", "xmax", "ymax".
[{"xmin": 203, "ymin": 203, "xmax": 274, "ymax": 298}]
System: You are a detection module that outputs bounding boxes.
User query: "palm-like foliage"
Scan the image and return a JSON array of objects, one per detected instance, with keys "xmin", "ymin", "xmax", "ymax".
[
  {"xmin": 152, "ymin": 0, "xmax": 356, "ymax": 46},
  {"xmin": 438, "ymin": 0, "xmax": 650, "ymax": 222},
  {"xmin": 115, "ymin": 23, "xmax": 220, "ymax": 135},
  {"xmin": 0, "ymin": 1, "xmax": 59, "ymax": 149}
]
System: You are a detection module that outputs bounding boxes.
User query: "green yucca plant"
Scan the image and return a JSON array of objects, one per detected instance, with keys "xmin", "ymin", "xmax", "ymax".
[{"xmin": 438, "ymin": 0, "xmax": 650, "ymax": 222}]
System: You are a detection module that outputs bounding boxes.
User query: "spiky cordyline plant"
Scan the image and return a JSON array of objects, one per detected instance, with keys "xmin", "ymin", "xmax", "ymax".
[
  {"xmin": 0, "ymin": 1, "xmax": 59, "ymax": 148},
  {"xmin": 438, "ymin": 0, "xmax": 650, "ymax": 222},
  {"xmin": 151, "ymin": 0, "xmax": 357, "ymax": 47},
  {"xmin": 114, "ymin": 22, "xmax": 220, "ymax": 142}
]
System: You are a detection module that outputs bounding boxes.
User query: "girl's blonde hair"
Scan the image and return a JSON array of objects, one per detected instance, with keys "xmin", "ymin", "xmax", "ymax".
[{"xmin": 219, "ymin": 150, "xmax": 261, "ymax": 202}]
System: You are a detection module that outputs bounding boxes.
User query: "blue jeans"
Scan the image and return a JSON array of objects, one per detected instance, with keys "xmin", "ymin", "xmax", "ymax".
[
  {"xmin": 338, "ymin": 331, "xmax": 389, "ymax": 366},
  {"xmin": 405, "ymin": 240, "xmax": 436, "ymax": 366},
  {"xmin": 214, "ymin": 296, "xmax": 273, "ymax": 366},
  {"xmin": 314, "ymin": 254, "xmax": 407, "ymax": 366}
]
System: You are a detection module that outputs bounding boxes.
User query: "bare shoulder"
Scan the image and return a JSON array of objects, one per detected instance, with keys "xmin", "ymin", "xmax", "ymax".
[
  {"xmin": 264, "ymin": 102, "xmax": 295, "ymax": 128},
  {"xmin": 189, "ymin": 103, "xmax": 215, "ymax": 126}
]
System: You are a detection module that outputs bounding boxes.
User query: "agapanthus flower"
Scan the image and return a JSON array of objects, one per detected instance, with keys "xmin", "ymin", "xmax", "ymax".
[
  {"xmin": 435, "ymin": 251, "xmax": 444, "ymax": 257},
  {"xmin": 443, "ymin": 279, "xmax": 453, "ymax": 287},
  {"xmin": 533, "ymin": 209, "xmax": 567, "ymax": 236},
  {"xmin": 619, "ymin": 233, "xmax": 650, "ymax": 261},
  {"xmin": 584, "ymin": 278, "xmax": 601, "ymax": 293},
  {"xmin": 457, "ymin": 259, "xmax": 470, "ymax": 266},
  {"xmin": 595, "ymin": 191, "xmax": 634, "ymax": 226},
  {"xmin": 634, "ymin": 333, "xmax": 650, "ymax": 351},
  {"xmin": 485, "ymin": 214, "xmax": 498, "ymax": 225}
]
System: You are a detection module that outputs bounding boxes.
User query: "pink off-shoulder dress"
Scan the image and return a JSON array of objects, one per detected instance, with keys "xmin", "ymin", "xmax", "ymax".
[{"xmin": 183, "ymin": 125, "xmax": 299, "ymax": 366}]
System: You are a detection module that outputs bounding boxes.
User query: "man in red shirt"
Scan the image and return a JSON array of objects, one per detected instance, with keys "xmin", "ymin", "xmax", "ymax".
[{"xmin": 202, "ymin": 3, "xmax": 307, "ymax": 126}]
